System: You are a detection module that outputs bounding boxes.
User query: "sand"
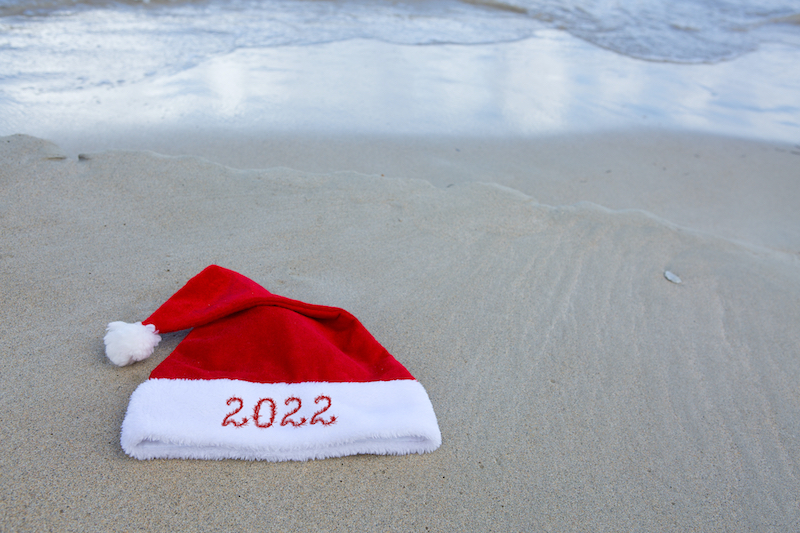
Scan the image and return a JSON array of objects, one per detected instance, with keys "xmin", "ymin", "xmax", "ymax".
[
  {"xmin": 73, "ymin": 129, "xmax": 800, "ymax": 252},
  {"xmin": 2, "ymin": 132, "xmax": 800, "ymax": 531}
]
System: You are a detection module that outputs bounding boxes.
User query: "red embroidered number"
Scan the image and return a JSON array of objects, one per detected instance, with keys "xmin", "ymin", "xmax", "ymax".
[
  {"xmin": 253, "ymin": 398, "xmax": 277, "ymax": 428},
  {"xmin": 223, "ymin": 395, "xmax": 334, "ymax": 428},
  {"xmin": 222, "ymin": 397, "xmax": 249, "ymax": 427},
  {"xmin": 310, "ymin": 395, "xmax": 337, "ymax": 426},
  {"xmin": 281, "ymin": 397, "xmax": 307, "ymax": 427}
]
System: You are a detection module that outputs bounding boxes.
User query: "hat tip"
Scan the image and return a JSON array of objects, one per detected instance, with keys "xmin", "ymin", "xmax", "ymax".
[{"xmin": 104, "ymin": 321, "xmax": 162, "ymax": 366}]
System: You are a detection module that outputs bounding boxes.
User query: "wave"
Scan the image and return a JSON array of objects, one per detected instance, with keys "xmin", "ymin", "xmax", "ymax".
[{"xmin": 1, "ymin": 0, "xmax": 799, "ymax": 64}]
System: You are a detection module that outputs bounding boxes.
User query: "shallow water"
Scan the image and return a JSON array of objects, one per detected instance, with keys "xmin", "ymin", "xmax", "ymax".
[
  {"xmin": 0, "ymin": 0, "xmax": 798, "ymax": 146},
  {"xmin": 2, "ymin": 34, "xmax": 799, "ymax": 147}
]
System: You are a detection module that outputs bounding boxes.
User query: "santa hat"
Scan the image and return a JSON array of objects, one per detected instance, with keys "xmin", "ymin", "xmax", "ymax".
[{"xmin": 105, "ymin": 265, "xmax": 441, "ymax": 461}]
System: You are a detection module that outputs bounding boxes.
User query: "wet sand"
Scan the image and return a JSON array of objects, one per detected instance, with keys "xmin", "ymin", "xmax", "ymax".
[{"xmin": 2, "ymin": 132, "xmax": 799, "ymax": 531}]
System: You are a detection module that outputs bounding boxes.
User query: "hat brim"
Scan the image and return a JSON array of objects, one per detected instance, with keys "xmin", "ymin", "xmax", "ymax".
[{"xmin": 121, "ymin": 378, "xmax": 441, "ymax": 461}]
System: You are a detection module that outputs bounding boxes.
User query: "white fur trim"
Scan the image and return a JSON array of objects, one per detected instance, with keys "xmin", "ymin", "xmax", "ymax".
[
  {"xmin": 121, "ymin": 379, "xmax": 441, "ymax": 461},
  {"xmin": 104, "ymin": 321, "xmax": 162, "ymax": 366}
]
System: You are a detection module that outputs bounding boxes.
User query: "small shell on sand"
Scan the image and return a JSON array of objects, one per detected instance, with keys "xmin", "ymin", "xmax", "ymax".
[{"xmin": 664, "ymin": 270, "xmax": 682, "ymax": 284}]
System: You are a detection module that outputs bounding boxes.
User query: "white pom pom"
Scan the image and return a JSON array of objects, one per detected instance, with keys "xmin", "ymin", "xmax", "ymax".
[{"xmin": 104, "ymin": 321, "xmax": 162, "ymax": 366}]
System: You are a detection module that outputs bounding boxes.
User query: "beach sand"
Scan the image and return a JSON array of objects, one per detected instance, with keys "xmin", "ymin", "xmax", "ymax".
[{"xmin": 2, "ymin": 132, "xmax": 800, "ymax": 531}]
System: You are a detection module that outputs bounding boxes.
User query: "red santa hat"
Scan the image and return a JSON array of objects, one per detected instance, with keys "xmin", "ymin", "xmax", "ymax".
[{"xmin": 105, "ymin": 265, "xmax": 441, "ymax": 461}]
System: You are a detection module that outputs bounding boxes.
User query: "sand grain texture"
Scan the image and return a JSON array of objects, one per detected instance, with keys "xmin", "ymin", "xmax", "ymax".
[{"xmin": 1, "ymin": 134, "xmax": 799, "ymax": 531}]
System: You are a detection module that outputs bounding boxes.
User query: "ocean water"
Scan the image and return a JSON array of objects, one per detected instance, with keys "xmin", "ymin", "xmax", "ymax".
[
  {"xmin": 2, "ymin": 0, "xmax": 798, "ymax": 64},
  {"xmin": 1, "ymin": 0, "xmax": 799, "ymax": 145}
]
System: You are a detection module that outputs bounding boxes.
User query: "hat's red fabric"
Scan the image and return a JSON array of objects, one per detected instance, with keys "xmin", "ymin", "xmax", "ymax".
[{"xmin": 145, "ymin": 265, "xmax": 413, "ymax": 384}]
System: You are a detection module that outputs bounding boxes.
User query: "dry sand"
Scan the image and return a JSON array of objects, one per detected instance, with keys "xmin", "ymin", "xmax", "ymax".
[{"xmin": 1, "ymin": 133, "xmax": 800, "ymax": 531}]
